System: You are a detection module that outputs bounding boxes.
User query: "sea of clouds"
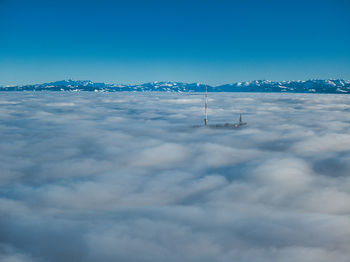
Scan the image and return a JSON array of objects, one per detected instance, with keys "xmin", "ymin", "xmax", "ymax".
[{"xmin": 0, "ymin": 92, "xmax": 350, "ymax": 262}]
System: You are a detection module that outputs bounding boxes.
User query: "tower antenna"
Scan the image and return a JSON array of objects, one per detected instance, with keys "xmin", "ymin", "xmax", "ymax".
[{"xmin": 204, "ymin": 85, "xmax": 208, "ymax": 125}]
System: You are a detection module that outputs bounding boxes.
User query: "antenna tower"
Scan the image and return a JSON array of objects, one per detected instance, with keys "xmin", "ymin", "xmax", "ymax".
[{"xmin": 204, "ymin": 85, "xmax": 208, "ymax": 125}]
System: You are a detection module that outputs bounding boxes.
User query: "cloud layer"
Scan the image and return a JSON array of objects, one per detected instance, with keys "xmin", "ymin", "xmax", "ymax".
[{"xmin": 0, "ymin": 92, "xmax": 350, "ymax": 262}]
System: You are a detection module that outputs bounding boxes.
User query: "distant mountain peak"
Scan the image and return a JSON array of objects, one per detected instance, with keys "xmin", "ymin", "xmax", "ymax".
[{"xmin": 1, "ymin": 79, "xmax": 349, "ymax": 93}]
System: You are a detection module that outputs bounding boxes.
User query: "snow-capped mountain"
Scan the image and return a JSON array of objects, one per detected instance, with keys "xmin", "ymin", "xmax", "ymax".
[
  {"xmin": 216, "ymin": 79, "xmax": 350, "ymax": 93},
  {"xmin": 1, "ymin": 79, "xmax": 349, "ymax": 93}
]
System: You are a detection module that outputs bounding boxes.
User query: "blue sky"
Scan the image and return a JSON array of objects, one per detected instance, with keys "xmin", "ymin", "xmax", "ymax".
[{"xmin": 0, "ymin": 0, "xmax": 349, "ymax": 85}]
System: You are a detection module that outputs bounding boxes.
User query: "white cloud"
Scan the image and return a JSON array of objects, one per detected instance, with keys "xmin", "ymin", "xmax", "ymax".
[
  {"xmin": 0, "ymin": 92, "xmax": 349, "ymax": 261},
  {"xmin": 292, "ymin": 133, "xmax": 350, "ymax": 155},
  {"xmin": 0, "ymin": 244, "xmax": 38, "ymax": 262}
]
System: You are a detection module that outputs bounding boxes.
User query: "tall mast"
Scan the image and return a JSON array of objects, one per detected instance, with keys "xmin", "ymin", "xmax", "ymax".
[{"xmin": 204, "ymin": 85, "xmax": 208, "ymax": 125}]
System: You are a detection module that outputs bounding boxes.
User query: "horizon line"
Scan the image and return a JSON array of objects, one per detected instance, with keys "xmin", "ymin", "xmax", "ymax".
[{"xmin": 2, "ymin": 78, "xmax": 350, "ymax": 87}]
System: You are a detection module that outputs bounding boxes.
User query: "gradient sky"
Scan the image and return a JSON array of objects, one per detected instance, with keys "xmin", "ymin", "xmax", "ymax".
[{"xmin": 0, "ymin": 0, "xmax": 349, "ymax": 85}]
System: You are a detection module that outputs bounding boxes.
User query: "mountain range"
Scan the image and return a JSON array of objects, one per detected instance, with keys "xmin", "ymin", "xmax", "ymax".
[{"xmin": 1, "ymin": 79, "xmax": 350, "ymax": 93}]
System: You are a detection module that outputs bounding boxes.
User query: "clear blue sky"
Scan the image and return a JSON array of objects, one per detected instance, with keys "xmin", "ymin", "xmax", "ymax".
[{"xmin": 0, "ymin": 0, "xmax": 349, "ymax": 85}]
